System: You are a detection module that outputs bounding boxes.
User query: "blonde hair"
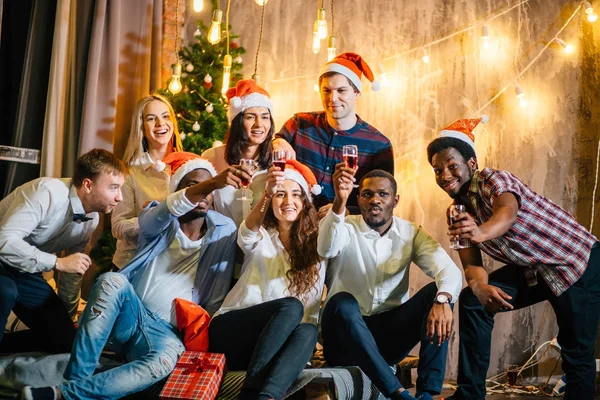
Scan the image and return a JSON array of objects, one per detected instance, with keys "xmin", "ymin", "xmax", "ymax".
[{"xmin": 122, "ymin": 94, "xmax": 184, "ymax": 166}]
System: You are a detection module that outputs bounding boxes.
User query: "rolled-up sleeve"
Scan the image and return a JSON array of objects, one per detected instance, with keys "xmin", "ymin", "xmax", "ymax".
[{"xmin": 317, "ymin": 209, "xmax": 351, "ymax": 259}]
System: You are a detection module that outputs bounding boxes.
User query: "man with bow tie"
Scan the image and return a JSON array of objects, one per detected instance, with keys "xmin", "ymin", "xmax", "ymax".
[{"xmin": 0, "ymin": 148, "xmax": 127, "ymax": 354}]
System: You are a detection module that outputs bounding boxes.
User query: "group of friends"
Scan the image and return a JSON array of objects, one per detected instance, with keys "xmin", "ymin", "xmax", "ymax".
[{"xmin": 0, "ymin": 51, "xmax": 598, "ymax": 400}]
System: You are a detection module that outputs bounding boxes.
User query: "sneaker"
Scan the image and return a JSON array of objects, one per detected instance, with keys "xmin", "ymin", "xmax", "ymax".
[{"xmin": 21, "ymin": 386, "xmax": 57, "ymax": 400}]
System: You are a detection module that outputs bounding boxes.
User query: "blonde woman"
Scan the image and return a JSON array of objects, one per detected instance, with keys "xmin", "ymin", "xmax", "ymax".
[{"xmin": 111, "ymin": 94, "xmax": 183, "ymax": 269}]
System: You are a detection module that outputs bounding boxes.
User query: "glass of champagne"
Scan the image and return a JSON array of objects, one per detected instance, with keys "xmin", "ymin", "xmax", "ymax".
[
  {"xmin": 238, "ymin": 159, "xmax": 256, "ymax": 201},
  {"xmin": 505, "ymin": 364, "xmax": 519, "ymax": 397},
  {"xmin": 448, "ymin": 204, "xmax": 471, "ymax": 250},
  {"xmin": 343, "ymin": 145, "xmax": 358, "ymax": 188},
  {"xmin": 272, "ymin": 149, "xmax": 286, "ymax": 191}
]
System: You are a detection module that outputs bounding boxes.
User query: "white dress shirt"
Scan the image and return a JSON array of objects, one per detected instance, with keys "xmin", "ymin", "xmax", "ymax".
[
  {"xmin": 0, "ymin": 178, "xmax": 98, "ymax": 272},
  {"xmin": 318, "ymin": 210, "xmax": 462, "ymax": 316},
  {"xmin": 214, "ymin": 221, "xmax": 326, "ymax": 325},
  {"xmin": 111, "ymin": 153, "xmax": 171, "ymax": 268},
  {"xmin": 201, "ymin": 145, "xmax": 267, "ymax": 226}
]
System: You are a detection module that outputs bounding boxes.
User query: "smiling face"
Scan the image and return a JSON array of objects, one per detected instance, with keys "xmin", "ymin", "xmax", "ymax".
[
  {"xmin": 177, "ymin": 169, "xmax": 214, "ymax": 218},
  {"xmin": 320, "ymin": 73, "xmax": 360, "ymax": 123},
  {"xmin": 431, "ymin": 147, "xmax": 477, "ymax": 199},
  {"xmin": 242, "ymin": 107, "xmax": 272, "ymax": 146},
  {"xmin": 142, "ymin": 100, "xmax": 175, "ymax": 152},
  {"xmin": 357, "ymin": 176, "xmax": 399, "ymax": 233},
  {"xmin": 272, "ymin": 180, "xmax": 305, "ymax": 226}
]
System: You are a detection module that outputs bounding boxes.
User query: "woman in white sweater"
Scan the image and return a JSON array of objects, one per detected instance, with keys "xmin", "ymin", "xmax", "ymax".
[
  {"xmin": 209, "ymin": 159, "xmax": 325, "ymax": 400},
  {"xmin": 201, "ymin": 79, "xmax": 273, "ymax": 226},
  {"xmin": 111, "ymin": 94, "xmax": 183, "ymax": 269}
]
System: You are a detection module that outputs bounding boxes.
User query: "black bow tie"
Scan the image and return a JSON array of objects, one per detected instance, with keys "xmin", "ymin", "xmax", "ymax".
[{"xmin": 73, "ymin": 213, "xmax": 93, "ymax": 222}]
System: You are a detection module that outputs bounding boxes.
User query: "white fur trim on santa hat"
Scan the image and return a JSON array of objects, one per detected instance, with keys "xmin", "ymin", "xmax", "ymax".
[
  {"xmin": 282, "ymin": 169, "xmax": 318, "ymax": 201},
  {"xmin": 439, "ymin": 130, "xmax": 476, "ymax": 151},
  {"xmin": 319, "ymin": 63, "xmax": 363, "ymax": 92},
  {"xmin": 228, "ymin": 92, "xmax": 273, "ymax": 122},
  {"xmin": 169, "ymin": 159, "xmax": 217, "ymax": 193}
]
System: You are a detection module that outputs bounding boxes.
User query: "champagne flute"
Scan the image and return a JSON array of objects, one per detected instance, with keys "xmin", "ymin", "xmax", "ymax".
[
  {"xmin": 448, "ymin": 204, "xmax": 471, "ymax": 250},
  {"xmin": 272, "ymin": 149, "xmax": 286, "ymax": 191},
  {"xmin": 343, "ymin": 145, "xmax": 358, "ymax": 188},
  {"xmin": 238, "ymin": 159, "xmax": 256, "ymax": 201}
]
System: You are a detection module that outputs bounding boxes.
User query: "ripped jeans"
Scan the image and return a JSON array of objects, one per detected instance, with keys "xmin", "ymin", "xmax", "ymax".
[{"xmin": 58, "ymin": 272, "xmax": 185, "ymax": 400}]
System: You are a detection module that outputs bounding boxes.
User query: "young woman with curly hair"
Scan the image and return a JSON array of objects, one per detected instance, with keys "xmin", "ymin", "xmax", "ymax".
[{"xmin": 209, "ymin": 159, "xmax": 325, "ymax": 400}]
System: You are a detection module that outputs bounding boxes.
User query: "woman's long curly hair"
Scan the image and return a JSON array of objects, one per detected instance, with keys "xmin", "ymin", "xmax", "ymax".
[
  {"xmin": 224, "ymin": 111, "xmax": 274, "ymax": 170},
  {"xmin": 263, "ymin": 186, "xmax": 321, "ymax": 299}
]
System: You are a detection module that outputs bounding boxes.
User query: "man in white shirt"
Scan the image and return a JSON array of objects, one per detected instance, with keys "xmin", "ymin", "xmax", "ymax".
[
  {"xmin": 0, "ymin": 149, "xmax": 127, "ymax": 354},
  {"xmin": 318, "ymin": 168, "xmax": 463, "ymax": 400}
]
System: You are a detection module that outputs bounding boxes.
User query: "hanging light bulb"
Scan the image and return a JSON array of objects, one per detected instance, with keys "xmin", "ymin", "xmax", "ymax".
[
  {"xmin": 589, "ymin": 12, "xmax": 598, "ymax": 22},
  {"xmin": 327, "ymin": 36, "xmax": 337, "ymax": 62},
  {"xmin": 586, "ymin": 3, "xmax": 598, "ymax": 23},
  {"xmin": 193, "ymin": 0, "xmax": 204, "ymax": 12},
  {"xmin": 168, "ymin": 63, "xmax": 183, "ymax": 94},
  {"xmin": 255, "ymin": 0, "xmax": 269, "ymax": 5},
  {"xmin": 252, "ymin": 73, "xmax": 260, "ymax": 83},
  {"xmin": 481, "ymin": 25, "xmax": 490, "ymax": 49},
  {"xmin": 317, "ymin": 8, "xmax": 328, "ymax": 39},
  {"xmin": 221, "ymin": 54, "xmax": 232, "ymax": 94},
  {"xmin": 422, "ymin": 48, "xmax": 430, "ymax": 64},
  {"xmin": 207, "ymin": 9, "xmax": 223, "ymax": 45},
  {"xmin": 556, "ymin": 38, "xmax": 575, "ymax": 54},
  {"xmin": 515, "ymin": 84, "xmax": 528, "ymax": 108},
  {"xmin": 312, "ymin": 21, "xmax": 321, "ymax": 54}
]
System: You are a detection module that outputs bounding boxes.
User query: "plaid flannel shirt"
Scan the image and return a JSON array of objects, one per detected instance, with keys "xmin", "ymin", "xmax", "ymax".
[
  {"xmin": 275, "ymin": 112, "xmax": 394, "ymax": 210},
  {"xmin": 461, "ymin": 168, "xmax": 597, "ymax": 296}
]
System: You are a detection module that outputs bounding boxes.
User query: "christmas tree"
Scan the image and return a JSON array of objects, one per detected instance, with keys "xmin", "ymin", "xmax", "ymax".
[{"xmin": 159, "ymin": 11, "xmax": 246, "ymax": 154}]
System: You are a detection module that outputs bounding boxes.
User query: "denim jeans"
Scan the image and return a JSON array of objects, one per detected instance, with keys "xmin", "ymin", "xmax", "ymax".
[
  {"xmin": 453, "ymin": 245, "xmax": 600, "ymax": 400},
  {"xmin": 0, "ymin": 263, "xmax": 75, "ymax": 354},
  {"xmin": 58, "ymin": 272, "xmax": 185, "ymax": 400},
  {"xmin": 209, "ymin": 297, "xmax": 318, "ymax": 400},
  {"xmin": 321, "ymin": 283, "xmax": 448, "ymax": 397}
]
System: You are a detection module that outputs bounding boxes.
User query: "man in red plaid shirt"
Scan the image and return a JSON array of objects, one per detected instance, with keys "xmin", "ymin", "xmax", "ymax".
[{"xmin": 427, "ymin": 116, "xmax": 600, "ymax": 400}]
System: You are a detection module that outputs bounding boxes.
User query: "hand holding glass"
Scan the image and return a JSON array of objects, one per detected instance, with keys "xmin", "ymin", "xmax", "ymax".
[
  {"xmin": 238, "ymin": 159, "xmax": 256, "ymax": 201},
  {"xmin": 342, "ymin": 145, "xmax": 358, "ymax": 188},
  {"xmin": 448, "ymin": 204, "xmax": 471, "ymax": 250},
  {"xmin": 272, "ymin": 149, "xmax": 286, "ymax": 190}
]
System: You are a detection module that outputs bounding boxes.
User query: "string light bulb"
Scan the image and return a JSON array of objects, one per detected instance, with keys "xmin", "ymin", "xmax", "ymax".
[
  {"xmin": 422, "ymin": 48, "xmax": 430, "ymax": 64},
  {"xmin": 317, "ymin": 8, "xmax": 328, "ymax": 39},
  {"xmin": 207, "ymin": 9, "xmax": 223, "ymax": 44},
  {"xmin": 327, "ymin": 35, "xmax": 337, "ymax": 61},
  {"xmin": 168, "ymin": 63, "xmax": 183, "ymax": 94},
  {"xmin": 252, "ymin": 74, "xmax": 260, "ymax": 83},
  {"xmin": 193, "ymin": 0, "xmax": 203, "ymax": 12},
  {"xmin": 481, "ymin": 25, "xmax": 490, "ymax": 49},
  {"xmin": 585, "ymin": 2, "xmax": 598, "ymax": 22},
  {"xmin": 221, "ymin": 54, "xmax": 232, "ymax": 94},
  {"xmin": 255, "ymin": 0, "xmax": 269, "ymax": 5},
  {"xmin": 515, "ymin": 84, "xmax": 527, "ymax": 108},
  {"xmin": 556, "ymin": 38, "xmax": 575, "ymax": 54},
  {"xmin": 312, "ymin": 20, "xmax": 321, "ymax": 54}
]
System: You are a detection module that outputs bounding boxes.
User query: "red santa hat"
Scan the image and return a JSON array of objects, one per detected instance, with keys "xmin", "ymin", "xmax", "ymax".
[
  {"xmin": 225, "ymin": 79, "xmax": 273, "ymax": 123},
  {"xmin": 282, "ymin": 159, "xmax": 322, "ymax": 199},
  {"xmin": 438, "ymin": 115, "xmax": 489, "ymax": 151},
  {"xmin": 161, "ymin": 152, "xmax": 217, "ymax": 193},
  {"xmin": 318, "ymin": 52, "xmax": 380, "ymax": 93}
]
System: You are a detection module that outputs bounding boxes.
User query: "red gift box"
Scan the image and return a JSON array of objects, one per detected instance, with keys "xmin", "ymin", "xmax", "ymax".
[{"xmin": 160, "ymin": 351, "xmax": 227, "ymax": 400}]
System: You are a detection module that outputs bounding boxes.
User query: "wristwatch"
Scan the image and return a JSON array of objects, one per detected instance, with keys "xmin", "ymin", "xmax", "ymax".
[{"xmin": 435, "ymin": 293, "xmax": 450, "ymax": 304}]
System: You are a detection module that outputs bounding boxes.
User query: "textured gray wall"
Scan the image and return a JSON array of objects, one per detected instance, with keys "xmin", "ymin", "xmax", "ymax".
[{"xmin": 220, "ymin": 0, "xmax": 592, "ymax": 380}]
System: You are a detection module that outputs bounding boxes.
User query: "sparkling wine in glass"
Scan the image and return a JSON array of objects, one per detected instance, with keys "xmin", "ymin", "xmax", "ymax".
[
  {"xmin": 343, "ymin": 145, "xmax": 358, "ymax": 188},
  {"xmin": 448, "ymin": 204, "xmax": 471, "ymax": 250},
  {"xmin": 272, "ymin": 149, "xmax": 286, "ymax": 191},
  {"xmin": 239, "ymin": 159, "xmax": 256, "ymax": 201}
]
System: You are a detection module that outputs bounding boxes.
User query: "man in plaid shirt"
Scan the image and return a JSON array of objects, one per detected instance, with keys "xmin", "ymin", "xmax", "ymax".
[
  {"xmin": 427, "ymin": 116, "xmax": 600, "ymax": 400},
  {"xmin": 273, "ymin": 52, "xmax": 394, "ymax": 216}
]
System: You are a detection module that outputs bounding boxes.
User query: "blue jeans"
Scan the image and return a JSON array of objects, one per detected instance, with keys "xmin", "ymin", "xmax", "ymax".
[
  {"xmin": 0, "ymin": 263, "xmax": 75, "ymax": 354},
  {"xmin": 58, "ymin": 272, "xmax": 185, "ymax": 400},
  {"xmin": 209, "ymin": 298, "xmax": 318, "ymax": 400},
  {"xmin": 321, "ymin": 283, "xmax": 448, "ymax": 397},
  {"xmin": 453, "ymin": 245, "xmax": 600, "ymax": 400}
]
